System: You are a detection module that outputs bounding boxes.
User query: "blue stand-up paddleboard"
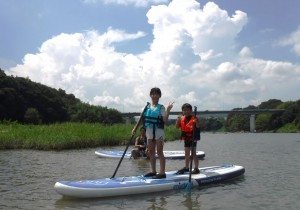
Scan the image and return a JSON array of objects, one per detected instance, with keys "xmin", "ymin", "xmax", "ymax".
[
  {"xmin": 54, "ymin": 165, "xmax": 245, "ymax": 198},
  {"xmin": 95, "ymin": 150, "xmax": 205, "ymax": 159}
]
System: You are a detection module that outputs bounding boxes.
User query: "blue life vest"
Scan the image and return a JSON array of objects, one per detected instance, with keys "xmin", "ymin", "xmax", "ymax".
[{"xmin": 143, "ymin": 103, "xmax": 164, "ymax": 129}]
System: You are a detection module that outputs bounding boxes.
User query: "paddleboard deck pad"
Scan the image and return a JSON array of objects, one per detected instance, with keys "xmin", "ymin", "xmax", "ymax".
[
  {"xmin": 54, "ymin": 165, "xmax": 245, "ymax": 198},
  {"xmin": 95, "ymin": 150, "xmax": 205, "ymax": 159}
]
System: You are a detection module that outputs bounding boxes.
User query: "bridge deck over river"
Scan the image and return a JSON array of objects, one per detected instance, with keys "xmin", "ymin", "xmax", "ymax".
[
  {"xmin": 121, "ymin": 109, "xmax": 285, "ymax": 132},
  {"xmin": 121, "ymin": 109, "xmax": 285, "ymax": 117}
]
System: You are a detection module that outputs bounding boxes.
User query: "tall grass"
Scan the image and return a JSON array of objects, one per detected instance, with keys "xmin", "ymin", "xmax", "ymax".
[
  {"xmin": 276, "ymin": 123, "xmax": 299, "ymax": 133},
  {"xmin": 0, "ymin": 122, "xmax": 179, "ymax": 150}
]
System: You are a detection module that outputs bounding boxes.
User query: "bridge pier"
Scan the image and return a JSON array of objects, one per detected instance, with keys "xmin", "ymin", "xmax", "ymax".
[
  {"xmin": 250, "ymin": 114, "xmax": 256, "ymax": 132},
  {"xmin": 124, "ymin": 117, "xmax": 131, "ymax": 124}
]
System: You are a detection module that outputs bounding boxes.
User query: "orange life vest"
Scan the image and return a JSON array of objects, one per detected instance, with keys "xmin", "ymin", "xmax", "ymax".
[{"xmin": 180, "ymin": 116, "xmax": 201, "ymax": 141}]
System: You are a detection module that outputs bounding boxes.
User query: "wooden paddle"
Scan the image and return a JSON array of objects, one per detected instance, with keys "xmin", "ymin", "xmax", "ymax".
[{"xmin": 111, "ymin": 102, "xmax": 149, "ymax": 178}]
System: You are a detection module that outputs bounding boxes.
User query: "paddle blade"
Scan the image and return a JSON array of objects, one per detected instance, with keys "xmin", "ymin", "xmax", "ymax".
[{"xmin": 185, "ymin": 182, "xmax": 193, "ymax": 192}]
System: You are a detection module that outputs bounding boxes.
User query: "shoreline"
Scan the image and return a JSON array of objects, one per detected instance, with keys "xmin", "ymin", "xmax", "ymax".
[{"xmin": 0, "ymin": 122, "xmax": 298, "ymax": 150}]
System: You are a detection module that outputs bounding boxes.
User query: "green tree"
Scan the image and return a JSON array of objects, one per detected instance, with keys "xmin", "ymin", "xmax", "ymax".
[
  {"xmin": 70, "ymin": 103, "xmax": 123, "ymax": 124},
  {"xmin": 225, "ymin": 108, "xmax": 250, "ymax": 132},
  {"xmin": 256, "ymin": 113, "xmax": 272, "ymax": 132},
  {"xmin": 280, "ymin": 102, "xmax": 299, "ymax": 124},
  {"xmin": 201, "ymin": 118, "xmax": 223, "ymax": 131},
  {"xmin": 258, "ymin": 99, "xmax": 282, "ymax": 109},
  {"xmin": 294, "ymin": 100, "xmax": 300, "ymax": 127},
  {"xmin": 0, "ymin": 87, "xmax": 26, "ymax": 121},
  {"xmin": 257, "ymin": 99, "xmax": 284, "ymax": 131},
  {"xmin": 24, "ymin": 108, "xmax": 41, "ymax": 124}
]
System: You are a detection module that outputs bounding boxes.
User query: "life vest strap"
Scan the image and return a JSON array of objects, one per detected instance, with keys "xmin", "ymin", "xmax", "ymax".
[{"xmin": 144, "ymin": 116, "xmax": 164, "ymax": 129}]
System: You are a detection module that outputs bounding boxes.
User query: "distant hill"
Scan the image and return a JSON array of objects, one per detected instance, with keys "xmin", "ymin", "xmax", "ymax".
[{"xmin": 0, "ymin": 69, "xmax": 123, "ymax": 124}]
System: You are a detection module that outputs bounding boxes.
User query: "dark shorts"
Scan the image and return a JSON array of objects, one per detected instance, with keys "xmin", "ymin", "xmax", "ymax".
[
  {"xmin": 184, "ymin": 140, "xmax": 197, "ymax": 148},
  {"xmin": 134, "ymin": 149, "xmax": 147, "ymax": 157}
]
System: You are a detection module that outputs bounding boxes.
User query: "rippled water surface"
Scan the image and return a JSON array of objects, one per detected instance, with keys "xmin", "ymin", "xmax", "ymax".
[{"xmin": 0, "ymin": 133, "xmax": 299, "ymax": 210}]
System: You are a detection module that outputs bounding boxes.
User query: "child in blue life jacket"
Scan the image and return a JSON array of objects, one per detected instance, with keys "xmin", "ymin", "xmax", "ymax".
[
  {"xmin": 175, "ymin": 103, "xmax": 201, "ymax": 174},
  {"xmin": 131, "ymin": 127, "xmax": 149, "ymax": 159},
  {"xmin": 133, "ymin": 87, "xmax": 173, "ymax": 179}
]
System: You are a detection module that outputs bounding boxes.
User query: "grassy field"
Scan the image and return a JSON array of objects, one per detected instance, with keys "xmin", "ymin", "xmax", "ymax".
[
  {"xmin": 1, "ymin": 121, "xmax": 296, "ymax": 150},
  {"xmin": 0, "ymin": 122, "xmax": 181, "ymax": 150}
]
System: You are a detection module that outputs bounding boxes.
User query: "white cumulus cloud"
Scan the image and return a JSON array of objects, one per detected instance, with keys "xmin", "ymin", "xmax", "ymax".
[
  {"xmin": 278, "ymin": 26, "xmax": 300, "ymax": 56},
  {"xmin": 8, "ymin": 0, "xmax": 300, "ymax": 112}
]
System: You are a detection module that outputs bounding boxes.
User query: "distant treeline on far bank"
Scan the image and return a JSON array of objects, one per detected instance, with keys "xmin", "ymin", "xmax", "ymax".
[{"xmin": 1, "ymin": 69, "xmax": 300, "ymax": 133}]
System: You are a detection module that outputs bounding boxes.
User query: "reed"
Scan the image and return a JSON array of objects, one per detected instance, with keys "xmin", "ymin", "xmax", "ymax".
[
  {"xmin": 0, "ymin": 122, "xmax": 179, "ymax": 150},
  {"xmin": 276, "ymin": 123, "xmax": 299, "ymax": 133}
]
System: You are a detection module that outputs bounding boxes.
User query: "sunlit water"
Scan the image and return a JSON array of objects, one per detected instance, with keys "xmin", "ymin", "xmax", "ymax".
[{"xmin": 0, "ymin": 133, "xmax": 299, "ymax": 210}]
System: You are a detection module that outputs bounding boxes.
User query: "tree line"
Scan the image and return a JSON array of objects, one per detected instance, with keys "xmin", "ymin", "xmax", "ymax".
[
  {"xmin": 1, "ymin": 69, "xmax": 300, "ymax": 132},
  {"xmin": 168, "ymin": 100, "xmax": 300, "ymax": 132},
  {"xmin": 223, "ymin": 99, "xmax": 300, "ymax": 132},
  {"xmin": 0, "ymin": 69, "xmax": 123, "ymax": 124}
]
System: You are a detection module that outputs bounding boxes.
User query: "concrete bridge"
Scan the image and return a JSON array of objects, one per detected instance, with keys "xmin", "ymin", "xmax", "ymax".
[{"xmin": 121, "ymin": 109, "xmax": 285, "ymax": 132}]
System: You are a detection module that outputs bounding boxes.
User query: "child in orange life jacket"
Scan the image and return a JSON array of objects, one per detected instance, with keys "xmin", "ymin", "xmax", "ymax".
[{"xmin": 175, "ymin": 103, "xmax": 201, "ymax": 174}]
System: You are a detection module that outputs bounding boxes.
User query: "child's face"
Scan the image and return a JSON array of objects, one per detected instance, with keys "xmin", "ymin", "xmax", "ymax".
[
  {"xmin": 150, "ymin": 92, "xmax": 161, "ymax": 103},
  {"xmin": 182, "ymin": 107, "xmax": 192, "ymax": 116},
  {"xmin": 140, "ymin": 129, "xmax": 146, "ymax": 135}
]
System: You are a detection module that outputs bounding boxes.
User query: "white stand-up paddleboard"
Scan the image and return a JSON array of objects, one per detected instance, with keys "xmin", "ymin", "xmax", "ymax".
[
  {"xmin": 54, "ymin": 165, "xmax": 245, "ymax": 198},
  {"xmin": 95, "ymin": 150, "xmax": 205, "ymax": 159}
]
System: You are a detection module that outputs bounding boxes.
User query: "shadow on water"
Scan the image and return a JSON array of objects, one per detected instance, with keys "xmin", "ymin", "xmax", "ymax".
[
  {"xmin": 198, "ymin": 174, "xmax": 246, "ymax": 190},
  {"xmin": 54, "ymin": 190, "xmax": 176, "ymax": 210},
  {"xmin": 54, "ymin": 190, "xmax": 204, "ymax": 210}
]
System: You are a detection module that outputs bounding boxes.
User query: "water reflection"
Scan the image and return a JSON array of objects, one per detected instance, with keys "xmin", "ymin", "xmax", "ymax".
[
  {"xmin": 181, "ymin": 192, "xmax": 202, "ymax": 210},
  {"xmin": 146, "ymin": 196, "xmax": 167, "ymax": 210},
  {"xmin": 1, "ymin": 133, "xmax": 299, "ymax": 210}
]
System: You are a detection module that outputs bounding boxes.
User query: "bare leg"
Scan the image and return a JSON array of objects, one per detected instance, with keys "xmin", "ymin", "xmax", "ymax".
[
  {"xmin": 131, "ymin": 150, "xmax": 137, "ymax": 159},
  {"xmin": 193, "ymin": 147, "xmax": 199, "ymax": 168},
  {"xmin": 156, "ymin": 137, "xmax": 165, "ymax": 174},
  {"xmin": 184, "ymin": 147, "xmax": 190, "ymax": 169},
  {"xmin": 147, "ymin": 139, "xmax": 156, "ymax": 173}
]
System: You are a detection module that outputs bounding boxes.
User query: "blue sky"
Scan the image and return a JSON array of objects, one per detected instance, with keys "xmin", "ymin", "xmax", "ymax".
[{"xmin": 1, "ymin": 0, "xmax": 300, "ymax": 112}]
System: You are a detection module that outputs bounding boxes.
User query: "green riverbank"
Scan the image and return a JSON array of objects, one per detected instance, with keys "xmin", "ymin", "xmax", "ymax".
[
  {"xmin": 0, "ymin": 122, "xmax": 181, "ymax": 150},
  {"xmin": 1, "ymin": 122, "xmax": 297, "ymax": 150}
]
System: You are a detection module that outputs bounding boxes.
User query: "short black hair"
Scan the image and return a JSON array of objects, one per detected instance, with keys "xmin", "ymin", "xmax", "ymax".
[
  {"xmin": 150, "ymin": 87, "xmax": 161, "ymax": 97},
  {"xmin": 181, "ymin": 103, "xmax": 192, "ymax": 110}
]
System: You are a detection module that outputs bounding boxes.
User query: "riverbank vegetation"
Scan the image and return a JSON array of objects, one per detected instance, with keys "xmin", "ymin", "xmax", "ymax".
[
  {"xmin": 0, "ymin": 122, "xmax": 181, "ymax": 150},
  {"xmin": 0, "ymin": 120, "xmax": 298, "ymax": 150}
]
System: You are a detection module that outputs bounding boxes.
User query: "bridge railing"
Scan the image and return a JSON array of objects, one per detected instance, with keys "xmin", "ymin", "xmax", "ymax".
[{"xmin": 121, "ymin": 109, "xmax": 285, "ymax": 117}]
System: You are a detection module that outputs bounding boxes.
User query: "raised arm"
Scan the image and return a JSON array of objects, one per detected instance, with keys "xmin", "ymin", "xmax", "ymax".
[{"xmin": 163, "ymin": 102, "xmax": 174, "ymax": 123}]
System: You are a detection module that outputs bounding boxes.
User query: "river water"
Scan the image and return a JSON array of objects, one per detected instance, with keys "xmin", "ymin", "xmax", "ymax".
[{"xmin": 0, "ymin": 133, "xmax": 299, "ymax": 210}]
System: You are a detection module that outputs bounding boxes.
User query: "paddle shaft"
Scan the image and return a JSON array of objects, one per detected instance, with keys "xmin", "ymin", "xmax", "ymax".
[
  {"xmin": 111, "ymin": 103, "xmax": 149, "ymax": 178},
  {"xmin": 188, "ymin": 106, "xmax": 197, "ymax": 183}
]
